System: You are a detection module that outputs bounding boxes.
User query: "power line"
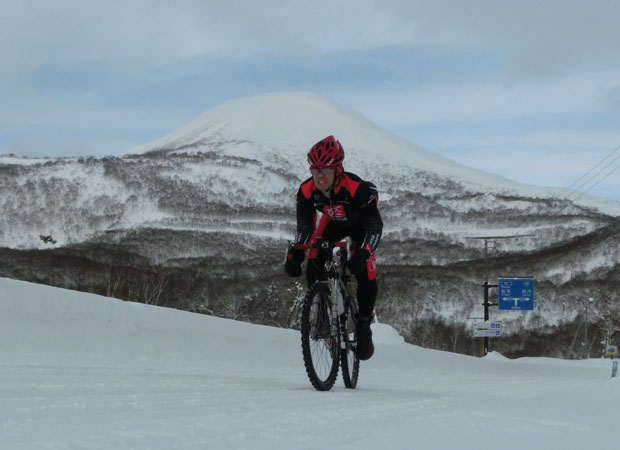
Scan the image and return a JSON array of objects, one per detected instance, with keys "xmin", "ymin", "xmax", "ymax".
[
  {"xmin": 561, "ymin": 143, "xmax": 620, "ymax": 195},
  {"xmin": 564, "ymin": 143, "xmax": 620, "ymax": 200},
  {"xmin": 571, "ymin": 158, "xmax": 620, "ymax": 202},
  {"xmin": 567, "ymin": 151, "xmax": 620, "ymax": 199}
]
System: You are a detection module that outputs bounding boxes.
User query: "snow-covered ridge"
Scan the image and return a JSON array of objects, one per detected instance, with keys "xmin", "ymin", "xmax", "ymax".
[{"xmin": 0, "ymin": 156, "xmax": 51, "ymax": 165}]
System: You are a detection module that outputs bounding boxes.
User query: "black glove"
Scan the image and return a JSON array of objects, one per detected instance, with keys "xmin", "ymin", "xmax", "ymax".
[
  {"xmin": 284, "ymin": 246, "xmax": 305, "ymax": 277},
  {"xmin": 348, "ymin": 248, "xmax": 370, "ymax": 276}
]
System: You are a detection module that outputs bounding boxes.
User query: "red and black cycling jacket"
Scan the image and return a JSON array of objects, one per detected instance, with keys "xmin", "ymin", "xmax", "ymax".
[{"xmin": 293, "ymin": 172, "xmax": 383, "ymax": 253}]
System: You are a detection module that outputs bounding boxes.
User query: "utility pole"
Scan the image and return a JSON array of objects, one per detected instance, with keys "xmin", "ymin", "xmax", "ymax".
[{"xmin": 584, "ymin": 297, "xmax": 594, "ymax": 359}]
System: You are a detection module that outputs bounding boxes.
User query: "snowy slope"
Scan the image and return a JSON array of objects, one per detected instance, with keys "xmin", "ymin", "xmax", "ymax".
[{"xmin": 1, "ymin": 277, "xmax": 618, "ymax": 450}]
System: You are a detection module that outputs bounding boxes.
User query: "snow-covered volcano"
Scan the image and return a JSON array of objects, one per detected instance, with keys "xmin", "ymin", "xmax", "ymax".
[
  {"xmin": 126, "ymin": 91, "xmax": 473, "ymax": 178},
  {"xmin": 1, "ymin": 91, "xmax": 617, "ymax": 251},
  {"xmin": 127, "ymin": 91, "xmax": 616, "ymax": 210}
]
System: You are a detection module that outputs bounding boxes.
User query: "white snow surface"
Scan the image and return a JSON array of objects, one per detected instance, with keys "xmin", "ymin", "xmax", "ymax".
[
  {"xmin": 1, "ymin": 277, "xmax": 618, "ymax": 450},
  {"xmin": 0, "ymin": 156, "xmax": 50, "ymax": 165}
]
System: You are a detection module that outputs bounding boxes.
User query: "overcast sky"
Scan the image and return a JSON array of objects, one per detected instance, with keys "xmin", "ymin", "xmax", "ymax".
[{"xmin": 2, "ymin": 0, "xmax": 619, "ymax": 201}]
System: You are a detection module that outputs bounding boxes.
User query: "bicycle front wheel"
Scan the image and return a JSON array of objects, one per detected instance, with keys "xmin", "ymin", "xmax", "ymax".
[{"xmin": 300, "ymin": 282, "xmax": 339, "ymax": 391}]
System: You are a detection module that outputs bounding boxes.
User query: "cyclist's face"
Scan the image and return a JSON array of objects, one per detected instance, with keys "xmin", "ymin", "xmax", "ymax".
[{"xmin": 311, "ymin": 166, "xmax": 335, "ymax": 194}]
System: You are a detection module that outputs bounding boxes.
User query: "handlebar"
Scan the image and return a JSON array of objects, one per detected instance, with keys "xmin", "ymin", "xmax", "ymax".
[
  {"xmin": 290, "ymin": 211, "xmax": 356, "ymax": 260},
  {"xmin": 291, "ymin": 241, "xmax": 348, "ymax": 252},
  {"xmin": 291, "ymin": 239, "xmax": 356, "ymax": 265}
]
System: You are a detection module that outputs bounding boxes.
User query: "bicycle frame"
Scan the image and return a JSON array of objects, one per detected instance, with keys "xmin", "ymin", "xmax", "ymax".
[{"xmin": 293, "ymin": 217, "xmax": 356, "ymax": 350}]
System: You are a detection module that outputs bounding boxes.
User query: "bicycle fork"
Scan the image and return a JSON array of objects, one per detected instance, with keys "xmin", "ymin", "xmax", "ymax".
[
  {"xmin": 309, "ymin": 280, "xmax": 347, "ymax": 352},
  {"xmin": 326, "ymin": 279, "xmax": 339, "ymax": 349},
  {"xmin": 330, "ymin": 279, "xmax": 353, "ymax": 351}
]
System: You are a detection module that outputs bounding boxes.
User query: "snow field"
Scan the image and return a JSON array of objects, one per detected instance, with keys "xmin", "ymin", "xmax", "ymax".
[{"xmin": 1, "ymin": 277, "xmax": 618, "ymax": 450}]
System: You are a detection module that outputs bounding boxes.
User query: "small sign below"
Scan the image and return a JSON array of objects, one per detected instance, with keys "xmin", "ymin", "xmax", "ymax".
[
  {"xmin": 605, "ymin": 345, "xmax": 618, "ymax": 358},
  {"xmin": 473, "ymin": 322, "xmax": 502, "ymax": 338},
  {"xmin": 498, "ymin": 277, "xmax": 534, "ymax": 311}
]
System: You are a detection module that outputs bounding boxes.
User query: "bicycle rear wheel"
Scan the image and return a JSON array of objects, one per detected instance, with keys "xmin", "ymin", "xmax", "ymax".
[
  {"xmin": 341, "ymin": 301, "xmax": 360, "ymax": 389},
  {"xmin": 300, "ymin": 282, "xmax": 339, "ymax": 391}
]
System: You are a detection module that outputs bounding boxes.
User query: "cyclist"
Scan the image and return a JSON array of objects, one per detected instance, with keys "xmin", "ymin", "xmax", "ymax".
[{"xmin": 284, "ymin": 135, "xmax": 383, "ymax": 360}]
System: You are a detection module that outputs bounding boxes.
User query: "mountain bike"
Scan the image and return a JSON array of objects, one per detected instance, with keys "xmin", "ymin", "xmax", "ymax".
[{"xmin": 293, "ymin": 216, "xmax": 360, "ymax": 391}]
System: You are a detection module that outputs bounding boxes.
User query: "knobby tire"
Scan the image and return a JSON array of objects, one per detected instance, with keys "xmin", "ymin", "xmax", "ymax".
[
  {"xmin": 301, "ymin": 282, "xmax": 339, "ymax": 391},
  {"xmin": 340, "ymin": 301, "xmax": 360, "ymax": 389}
]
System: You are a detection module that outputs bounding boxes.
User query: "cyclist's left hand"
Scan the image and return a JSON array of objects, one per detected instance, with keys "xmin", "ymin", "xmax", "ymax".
[{"xmin": 348, "ymin": 248, "xmax": 370, "ymax": 275}]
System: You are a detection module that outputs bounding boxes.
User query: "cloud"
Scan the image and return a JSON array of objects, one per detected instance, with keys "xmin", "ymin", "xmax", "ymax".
[
  {"xmin": 366, "ymin": 0, "xmax": 620, "ymax": 78},
  {"xmin": 5, "ymin": 1, "xmax": 619, "ymax": 75}
]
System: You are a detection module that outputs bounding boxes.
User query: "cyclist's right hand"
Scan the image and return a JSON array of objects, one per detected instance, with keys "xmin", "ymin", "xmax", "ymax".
[{"xmin": 284, "ymin": 244, "xmax": 305, "ymax": 277}]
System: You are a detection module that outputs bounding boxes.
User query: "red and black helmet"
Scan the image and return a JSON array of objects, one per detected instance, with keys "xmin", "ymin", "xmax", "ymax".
[{"xmin": 307, "ymin": 135, "xmax": 344, "ymax": 169}]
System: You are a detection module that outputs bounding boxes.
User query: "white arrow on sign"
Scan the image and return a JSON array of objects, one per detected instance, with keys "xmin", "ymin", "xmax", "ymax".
[{"xmin": 474, "ymin": 329, "xmax": 502, "ymax": 338}]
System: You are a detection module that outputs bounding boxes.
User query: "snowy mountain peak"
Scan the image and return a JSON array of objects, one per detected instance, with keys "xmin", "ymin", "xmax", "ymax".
[
  {"xmin": 126, "ymin": 91, "xmax": 410, "ymax": 154},
  {"xmin": 126, "ymin": 91, "xmax": 477, "ymax": 179},
  {"xmin": 124, "ymin": 91, "xmax": 620, "ymax": 215}
]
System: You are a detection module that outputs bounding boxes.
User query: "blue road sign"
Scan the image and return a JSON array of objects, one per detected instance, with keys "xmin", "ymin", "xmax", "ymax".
[{"xmin": 498, "ymin": 277, "xmax": 534, "ymax": 310}]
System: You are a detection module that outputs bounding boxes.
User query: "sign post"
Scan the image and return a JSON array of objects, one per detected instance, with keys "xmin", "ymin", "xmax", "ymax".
[
  {"xmin": 605, "ymin": 346, "xmax": 618, "ymax": 378},
  {"xmin": 475, "ymin": 277, "xmax": 535, "ymax": 357},
  {"xmin": 481, "ymin": 281, "xmax": 498, "ymax": 356},
  {"xmin": 469, "ymin": 235, "xmax": 533, "ymax": 357}
]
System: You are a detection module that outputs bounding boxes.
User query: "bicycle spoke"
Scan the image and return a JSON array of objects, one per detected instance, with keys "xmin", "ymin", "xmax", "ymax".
[{"xmin": 301, "ymin": 282, "xmax": 339, "ymax": 391}]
